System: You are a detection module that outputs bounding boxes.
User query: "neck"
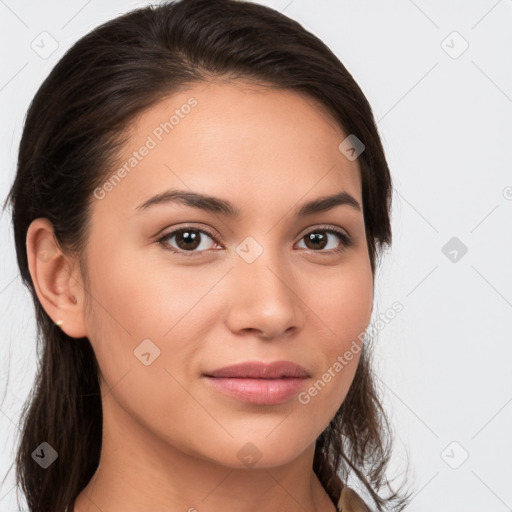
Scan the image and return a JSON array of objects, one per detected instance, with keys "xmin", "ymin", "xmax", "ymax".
[{"xmin": 73, "ymin": 392, "xmax": 337, "ymax": 512}]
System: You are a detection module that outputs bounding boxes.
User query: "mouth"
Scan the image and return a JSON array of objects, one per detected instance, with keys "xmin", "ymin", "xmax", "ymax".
[{"xmin": 202, "ymin": 360, "xmax": 310, "ymax": 405}]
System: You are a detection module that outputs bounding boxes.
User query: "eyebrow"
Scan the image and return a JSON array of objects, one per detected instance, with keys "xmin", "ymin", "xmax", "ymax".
[{"xmin": 135, "ymin": 189, "xmax": 361, "ymax": 217}]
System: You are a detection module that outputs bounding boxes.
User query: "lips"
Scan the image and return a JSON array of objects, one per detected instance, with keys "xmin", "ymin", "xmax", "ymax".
[
  {"xmin": 203, "ymin": 361, "xmax": 310, "ymax": 405},
  {"xmin": 203, "ymin": 360, "xmax": 310, "ymax": 379}
]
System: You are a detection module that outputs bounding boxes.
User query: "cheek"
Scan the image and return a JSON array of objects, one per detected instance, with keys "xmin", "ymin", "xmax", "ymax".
[
  {"xmin": 82, "ymin": 242, "xmax": 225, "ymax": 381},
  {"xmin": 306, "ymin": 255, "xmax": 373, "ymax": 347},
  {"xmin": 81, "ymin": 247, "xmax": 214, "ymax": 439},
  {"xmin": 85, "ymin": 237, "xmax": 199, "ymax": 333},
  {"xmin": 297, "ymin": 259, "xmax": 373, "ymax": 417}
]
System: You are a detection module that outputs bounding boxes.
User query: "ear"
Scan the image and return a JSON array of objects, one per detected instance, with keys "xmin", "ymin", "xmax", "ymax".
[{"xmin": 26, "ymin": 217, "xmax": 88, "ymax": 338}]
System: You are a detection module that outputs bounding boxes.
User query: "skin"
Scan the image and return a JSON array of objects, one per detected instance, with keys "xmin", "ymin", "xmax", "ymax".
[{"xmin": 26, "ymin": 79, "xmax": 374, "ymax": 512}]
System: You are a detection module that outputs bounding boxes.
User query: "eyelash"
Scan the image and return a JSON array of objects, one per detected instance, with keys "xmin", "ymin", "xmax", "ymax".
[{"xmin": 156, "ymin": 224, "xmax": 352, "ymax": 257}]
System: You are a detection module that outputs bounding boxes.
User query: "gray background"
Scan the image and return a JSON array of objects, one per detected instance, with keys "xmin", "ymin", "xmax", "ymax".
[{"xmin": 1, "ymin": 1, "xmax": 511, "ymax": 510}]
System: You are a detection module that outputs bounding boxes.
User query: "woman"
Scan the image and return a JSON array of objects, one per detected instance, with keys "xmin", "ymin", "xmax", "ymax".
[{"xmin": 3, "ymin": 0, "xmax": 411, "ymax": 510}]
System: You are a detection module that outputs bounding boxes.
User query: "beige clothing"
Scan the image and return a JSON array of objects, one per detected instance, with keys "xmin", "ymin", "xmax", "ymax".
[{"xmin": 336, "ymin": 485, "xmax": 370, "ymax": 512}]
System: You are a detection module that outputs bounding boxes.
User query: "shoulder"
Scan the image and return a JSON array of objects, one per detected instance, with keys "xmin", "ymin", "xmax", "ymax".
[{"xmin": 337, "ymin": 485, "xmax": 371, "ymax": 512}]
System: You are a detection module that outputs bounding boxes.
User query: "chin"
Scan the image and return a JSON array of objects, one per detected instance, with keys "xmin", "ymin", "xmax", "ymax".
[{"xmin": 197, "ymin": 429, "xmax": 315, "ymax": 470}]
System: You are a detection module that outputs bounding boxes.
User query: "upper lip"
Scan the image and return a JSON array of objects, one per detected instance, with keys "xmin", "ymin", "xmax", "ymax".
[{"xmin": 204, "ymin": 360, "xmax": 310, "ymax": 379}]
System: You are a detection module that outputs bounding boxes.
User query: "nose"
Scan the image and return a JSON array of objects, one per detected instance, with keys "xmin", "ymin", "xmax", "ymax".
[{"xmin": 224, "ymin": 246, "xmax": 304, "ymax": 340}]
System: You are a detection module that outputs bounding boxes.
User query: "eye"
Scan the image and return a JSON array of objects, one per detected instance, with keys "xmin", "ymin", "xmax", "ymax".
[
  {"xmin": 297, "ymin": 226, "xmax": 352, "ymax": 253},
  {"xmin": 157, "ymin": 224, "xmax": 352, "ymax": 257},
  {"xmin": 157, "ymin": 227, "xmax": 219, "ymax": 256}
]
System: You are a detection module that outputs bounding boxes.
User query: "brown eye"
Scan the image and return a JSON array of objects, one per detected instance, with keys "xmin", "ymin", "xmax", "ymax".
[
  {"xmin": 158, "ymin": 228, "xmax": 218, "ymax": 255},
  {"xmin": 297, "ymin": 228, "xmax": 352, "ymax": 253},
  {"xmin": 157, "ymin": 225, "xmax": 352, "ymax": 257},
  {"xmin": 304, "ymin": 232, "xmax": 329, "ymax": 250},
  {"xmin": 173, "ymin": 229, "xmax": 201, "ymax": 251}
]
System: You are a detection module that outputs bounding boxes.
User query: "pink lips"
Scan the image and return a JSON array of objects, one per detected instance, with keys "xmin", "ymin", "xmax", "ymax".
[{"xmin": 203, "ymin": 361, "xmax": 310, "ymax": 405}]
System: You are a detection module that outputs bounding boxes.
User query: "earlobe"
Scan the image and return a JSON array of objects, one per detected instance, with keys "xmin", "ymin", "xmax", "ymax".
[{"xmin": 26, "ymin": 218, "xmax": 88, "ymax": 338}]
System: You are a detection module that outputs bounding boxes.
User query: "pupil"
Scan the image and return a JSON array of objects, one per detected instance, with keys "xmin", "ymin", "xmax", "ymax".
[
  {"xmin": 306, "ymin": 232, "xmax": 327, "ymax": 250},
  {"xmin": 177, "ymin": 230, "xmax": 200, "ymax": 250}
]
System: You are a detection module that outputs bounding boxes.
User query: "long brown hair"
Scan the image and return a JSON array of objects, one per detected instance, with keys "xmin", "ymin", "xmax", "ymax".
[{"xmin": 2, "ymin": 0, "xmax": 411, "ymax": 510}]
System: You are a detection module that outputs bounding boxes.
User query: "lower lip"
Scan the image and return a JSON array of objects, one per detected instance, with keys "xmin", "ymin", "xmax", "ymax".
[{"xmin": 203, "ymin": 376, "xmax": 307, "ymax": 405}]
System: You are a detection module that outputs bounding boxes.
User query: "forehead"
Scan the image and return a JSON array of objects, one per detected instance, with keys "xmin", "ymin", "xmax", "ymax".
[{"xmin": 92, "ymin": 80, "xmax": 362, "ymax": 219}]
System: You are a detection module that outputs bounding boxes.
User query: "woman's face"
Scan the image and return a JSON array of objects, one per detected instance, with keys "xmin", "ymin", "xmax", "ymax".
[{"xmin": 77, "ymin": 80, "xmax": 373, "ymax": 468}]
